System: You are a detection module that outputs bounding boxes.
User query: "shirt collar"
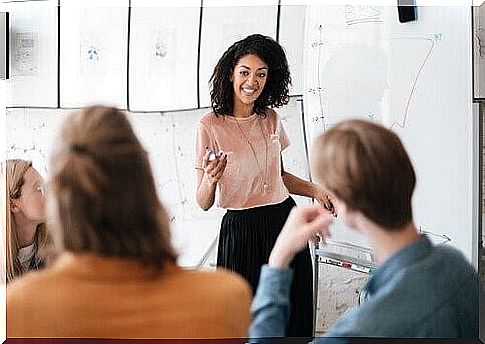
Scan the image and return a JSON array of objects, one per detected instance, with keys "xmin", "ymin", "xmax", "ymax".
[
  {"xmin": 18, "ymin": 243, "xmax": 35, "ymax": 265},
  {"xmin": 364, "ymin": 234, "xmax": 432, "ymax": 297}
]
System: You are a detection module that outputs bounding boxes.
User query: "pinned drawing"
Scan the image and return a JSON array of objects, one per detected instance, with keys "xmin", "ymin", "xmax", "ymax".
[
  {"xmin": 80, "ymin": 40, "xmax": 106, "ymax": 75},
  {"xmin": 129, "ymin": 5, "xmax": 199, "ymax": 111},
  {"xmin": 12, "ymin": 32, "xmax": 39, "ymax": 77},
  {"xmin": 59, "ymin": 2, "xmax": 128, "ymax": 108},
  {"xmin": 86, "ymin": 45, "xmax": 99, "ymax": 61},
  {"xmin": 154, "ymin": 39, "xmax": 169, "ymax": 58},
  {"xmin": 474, "ymin": 5, "xmax": 485, "ymax": 98},
  {"xmin": 150, "ymin": 29, "xmax": 175, "ymax": 62}
]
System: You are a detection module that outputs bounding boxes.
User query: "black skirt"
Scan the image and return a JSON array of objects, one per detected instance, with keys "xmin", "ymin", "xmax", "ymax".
[{"xmin": 217, "ymin": 196, "xmax": 313, "ymax": 338}]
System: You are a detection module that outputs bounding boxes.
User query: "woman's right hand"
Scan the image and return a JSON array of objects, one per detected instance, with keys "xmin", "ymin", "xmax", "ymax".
[{"xmin": 202, "ymin": 149, "xmax": 227, "ymax": 185}]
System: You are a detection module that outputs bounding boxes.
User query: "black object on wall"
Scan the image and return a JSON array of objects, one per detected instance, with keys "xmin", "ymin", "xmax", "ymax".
[
  {"xmin": 0, "ymin": 12, "xmax": 9, "ymax": 80},
  {"xmin": 397, "ymin": 0, "xmax": 417, "ymax": 23}
]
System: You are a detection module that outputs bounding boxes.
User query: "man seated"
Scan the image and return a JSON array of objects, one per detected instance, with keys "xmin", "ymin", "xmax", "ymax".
[{"xmin": 250, "ymin": 119, "xmax": 480, "ymax": 341}]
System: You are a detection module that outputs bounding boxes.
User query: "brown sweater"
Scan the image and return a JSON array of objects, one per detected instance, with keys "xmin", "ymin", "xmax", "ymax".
[{"xmin": 7, "ymin": 252, "xmax": 252, "ymax": 338}]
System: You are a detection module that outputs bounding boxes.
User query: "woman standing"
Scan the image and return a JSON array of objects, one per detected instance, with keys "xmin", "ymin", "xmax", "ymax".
[
  {"xmin": 195, "ymin": 34, "xmax": 332, "ymax": 337},
  {"xmin": 4, "ymin": 159, "xmax": 51, "ymax": 283}
]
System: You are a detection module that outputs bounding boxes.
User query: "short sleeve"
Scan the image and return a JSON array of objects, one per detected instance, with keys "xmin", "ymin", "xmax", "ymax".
[
  {"xmin": 278, "ymin": 117, "xmax": 291, "ymax": 151},
  {"xmin": 195, "ymin": 121, "xmax": 213, "ymax": 169}
]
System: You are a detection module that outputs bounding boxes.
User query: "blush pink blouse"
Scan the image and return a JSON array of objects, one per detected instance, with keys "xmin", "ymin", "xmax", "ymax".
[{"xmin": 195, "ymin": 108, "xmax": 290, "ymax": 210}]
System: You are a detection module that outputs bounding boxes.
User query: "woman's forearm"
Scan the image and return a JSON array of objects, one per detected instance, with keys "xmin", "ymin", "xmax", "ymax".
[
  {"xmin": 196, "ymin": 172, "xmax": 217, "ymax": 211},
  {"xmin": 282, "ymin": 171, "xmax": 317, "ymax": 198}
]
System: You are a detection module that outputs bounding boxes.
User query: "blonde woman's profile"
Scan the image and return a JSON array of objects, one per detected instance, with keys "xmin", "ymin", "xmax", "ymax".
[{"xmin": 2, "ymin": 159, "xmax": 51, "ymax": 283}]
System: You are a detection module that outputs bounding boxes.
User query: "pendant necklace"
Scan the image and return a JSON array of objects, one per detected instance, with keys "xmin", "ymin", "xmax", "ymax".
[{"xmin": 234, "ymin": 115, "xmax": 269, "ymax": 193}]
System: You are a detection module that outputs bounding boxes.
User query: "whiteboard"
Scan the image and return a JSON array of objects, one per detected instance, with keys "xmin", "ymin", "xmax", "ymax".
[
  {"xmin": 129, "ymin": 1, "xmax": 200, "ymax": 111},
  {"xmin": 198, "ymin": 1, "xmax": 278, "ymax": 108},
  {"xmin": 59, "ymin": 0, "xmax": 128, "ymax": 108},
  {"xmin": 6, "ymin": 0, "xmax": 57, "ymax": 107},
  {"xmin": 304, "ymin": 5, "xmax": 476, "ymax": 263}
]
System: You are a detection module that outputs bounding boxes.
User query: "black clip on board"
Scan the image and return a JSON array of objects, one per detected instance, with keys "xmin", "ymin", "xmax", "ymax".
[{"xmin": 398, "ymin": 0, "xmax": 417, "ymax": 23}]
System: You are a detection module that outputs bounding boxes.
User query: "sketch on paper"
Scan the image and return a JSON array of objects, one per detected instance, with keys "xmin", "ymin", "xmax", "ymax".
[
  {"xmin": 344, "ymin": 5, "xmax": 383, "ymax": 26},
  {"xmin": 6, "ymin": 1, "xmax": 58, "ymax": 107},
  {"xmin": 149, "ymin": 29, "xmax": 176, "ymax": 65},
  {"xmin": 129, "ymin": 5, "xmax": 199, "ymax": 111},
  {"xmin": 86, "ymin": 45, "xmax": 99, "ymax": 61},
  {"xmin": 80, "ymin": 43, "xmax": 105, "ymax": 75},
  {"xmin": 154, "ymin": 38, "xmax": 169, "ymax": 58},
  {"xmin": 12, "ymin": 32, "xmax": 39, "ymax": 77},
  {"xmin": 60, "ymin": 4, "xmax": 128, "ymax": 108}
]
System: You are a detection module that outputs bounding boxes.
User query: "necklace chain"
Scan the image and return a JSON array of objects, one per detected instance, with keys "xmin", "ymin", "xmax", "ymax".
[{"xmin": 234, "ymin": 116, "xmax": 269, "ymax": 193}]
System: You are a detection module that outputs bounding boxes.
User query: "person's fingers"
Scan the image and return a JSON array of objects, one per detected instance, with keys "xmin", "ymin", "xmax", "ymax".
[
  {"xmin": 214, "ymin": 169, "xmax": 224, "ymax": 180},
  {"xmin": 204, "ymin": 159, "xmax": 218, "ymax": 174},
  {"xmin": 212, "ymin": 158, "xmax": 226, "ymax": 175}
]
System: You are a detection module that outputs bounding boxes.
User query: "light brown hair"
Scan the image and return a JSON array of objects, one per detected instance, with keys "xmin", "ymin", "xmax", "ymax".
[
  {"xmin": 3, "ymin": 159, "xmax": 50, "ymax": 283},
  {"xmin": 48, "ymin": 106, "xmax": 177, "ymax": 269},
  {"xmin": 311, "ymin": 119, "xmax": 416, "ymax": 229}
]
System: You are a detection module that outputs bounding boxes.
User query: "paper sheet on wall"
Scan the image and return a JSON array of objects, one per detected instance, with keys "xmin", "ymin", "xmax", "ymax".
[
  {"xmin": 474, "ymin": 3, "xmax": 485, "ymax": 99},
  {"xmin": 6, "ymin": 1, "xmax": 57, "ymax": 107},
  {"xmin": 59, "ymin": 0, "xmax": 128, "ymax": 108},
  {"xmin": 198, "ymin": 1, "xmax": 278, "ymax": 108},
  {"xmin": 129, "ymin": 1, "xmax": 199, "ymax": 111}
]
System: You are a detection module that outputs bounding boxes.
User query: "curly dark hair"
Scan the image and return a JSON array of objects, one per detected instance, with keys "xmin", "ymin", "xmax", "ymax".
[{"xmin": 209, "ymin": 34, "xmax": 291, "ymax": 117}]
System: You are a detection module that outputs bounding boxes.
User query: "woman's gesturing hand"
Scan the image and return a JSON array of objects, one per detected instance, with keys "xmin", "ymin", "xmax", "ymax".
[{"xmin": 202, "ymin": 149, "xmax": 227, "ymax": 185}]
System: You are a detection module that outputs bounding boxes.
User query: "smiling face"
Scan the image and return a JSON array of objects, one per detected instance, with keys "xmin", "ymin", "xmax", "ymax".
[{"xmin": 231, "ymin": 54, "xmax": 268, "ymax": 109}]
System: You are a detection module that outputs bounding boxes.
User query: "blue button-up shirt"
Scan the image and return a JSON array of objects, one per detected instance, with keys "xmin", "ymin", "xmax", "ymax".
[{"xmin": 250, "ymin": 236, "xmax": 480, "ymax": 342}]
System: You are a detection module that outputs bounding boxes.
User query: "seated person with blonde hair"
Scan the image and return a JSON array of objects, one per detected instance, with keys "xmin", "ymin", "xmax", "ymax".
[
  {"xmin": 250, "ymin": 119, "xmax": 479, "ymax": 341},
  {"xmin": 3, "ymin": 159, "xmax": 51, "ymax": 283},
  {"xmin": 7, "ymin": 106, "xmax": 251, "ymax": 338}
]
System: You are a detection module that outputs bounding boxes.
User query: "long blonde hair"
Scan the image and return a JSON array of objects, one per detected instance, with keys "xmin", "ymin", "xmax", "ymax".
[{"xmin": 3, "ymin": 159, "xmax": 50, "ymax": 283}]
